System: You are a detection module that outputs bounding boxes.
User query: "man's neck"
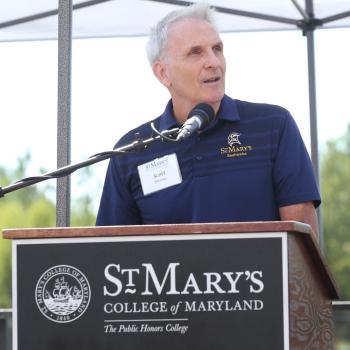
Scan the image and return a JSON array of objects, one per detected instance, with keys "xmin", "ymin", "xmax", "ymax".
[{"xmin": 172, "ymin": 100, "xmax": 221, "ymax": 125}]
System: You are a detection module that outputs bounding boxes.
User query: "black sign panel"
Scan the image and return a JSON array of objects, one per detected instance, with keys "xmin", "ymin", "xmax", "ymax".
[{"xmin": 14, "ymin": 234, "xmax": 287, "ymax": 350}]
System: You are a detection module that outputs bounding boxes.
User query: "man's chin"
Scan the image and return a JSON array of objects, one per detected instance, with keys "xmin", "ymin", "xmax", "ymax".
[{"xmin": 201, "ymin": 91, "xmax": 225, "ymax": 105}]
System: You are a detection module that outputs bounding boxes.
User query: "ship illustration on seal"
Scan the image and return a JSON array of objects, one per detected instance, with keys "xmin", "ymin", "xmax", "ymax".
[
  {"xmin": 45, "ymin": 276, "xmax": 82, "ymax": 303},
  {"xmin": 43, "ymin": 275, "xmax": 84, "ymax": 316}
]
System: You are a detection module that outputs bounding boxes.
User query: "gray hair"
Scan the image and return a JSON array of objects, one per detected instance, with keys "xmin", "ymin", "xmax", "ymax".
[{"xmin": 146, "ymin": 3, "xmax": 217, "ymax": 65}]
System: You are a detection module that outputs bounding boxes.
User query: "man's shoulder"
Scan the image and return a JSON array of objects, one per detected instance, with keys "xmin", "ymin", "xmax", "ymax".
[{"xmin": 234, "ymin": 99, "xmax": 290, "ymax": 119}]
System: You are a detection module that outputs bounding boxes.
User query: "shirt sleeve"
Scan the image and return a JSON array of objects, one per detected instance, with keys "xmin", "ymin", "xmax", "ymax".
[
  {"xmin": 96, "ymin": 157, "xmax": 141, "ymax": 226},
  {"xmin": 272, "ymin": 111, "xmax": 321, "ymax": 208}
]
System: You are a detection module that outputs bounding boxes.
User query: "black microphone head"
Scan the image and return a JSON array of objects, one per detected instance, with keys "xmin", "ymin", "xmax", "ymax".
[{"xmin": 188, "ymin": 103, "xmax": 215, "ymax": 128}]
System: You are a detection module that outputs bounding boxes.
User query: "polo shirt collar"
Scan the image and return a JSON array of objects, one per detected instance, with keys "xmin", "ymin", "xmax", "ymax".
[
  {"xmin": 159, "ymin": 100, "xmax": 179, "ymax": 131},
  {"xmin": 216, "ymin": 94, "xmax": 240, "ymax": 122},
  {"xmin": 158, "ymin": 94, "xmax": 240, "ymax": 131}
]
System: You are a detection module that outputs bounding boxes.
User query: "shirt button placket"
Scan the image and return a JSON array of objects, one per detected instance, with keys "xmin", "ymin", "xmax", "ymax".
[{"xmin": 194, "ymin": 134, "xmax": 203, "ymax": 161}]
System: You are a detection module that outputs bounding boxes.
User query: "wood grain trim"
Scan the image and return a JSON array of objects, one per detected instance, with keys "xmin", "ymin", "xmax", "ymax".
[
  {"xmin": 288, "ymin": 234, "xmax": 334, "ymax": 349},
  {"xmin": 2, "ymin": 221, "xmax": 311, "ymax": 239}
]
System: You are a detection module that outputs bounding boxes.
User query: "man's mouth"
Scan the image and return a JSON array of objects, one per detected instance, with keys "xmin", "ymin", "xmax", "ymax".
[{"xmin": 203, "ymin": 77, "xmax": 220, "ymax": 83}]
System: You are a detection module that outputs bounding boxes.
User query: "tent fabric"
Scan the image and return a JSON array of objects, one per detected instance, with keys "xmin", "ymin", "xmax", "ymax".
[{"xmin": 0, "ymin": 0, "xmax": 350, "ymax": 42}]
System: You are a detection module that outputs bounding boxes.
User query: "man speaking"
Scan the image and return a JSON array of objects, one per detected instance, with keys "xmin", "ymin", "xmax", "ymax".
[{"xmin": 96, "ymin": 3, "xmax": 320, "ymax": 239}]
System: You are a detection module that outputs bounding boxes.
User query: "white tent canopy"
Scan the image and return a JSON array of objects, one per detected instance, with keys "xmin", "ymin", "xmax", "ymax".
[{"xmin": 1, "ymin": 0, "xmax": 350, "ymax": 42}]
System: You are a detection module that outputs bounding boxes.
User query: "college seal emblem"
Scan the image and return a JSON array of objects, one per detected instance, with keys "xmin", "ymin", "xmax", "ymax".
[{"xmin": 35, "ymin": 265, "xmax": 91, "ymax": 323}]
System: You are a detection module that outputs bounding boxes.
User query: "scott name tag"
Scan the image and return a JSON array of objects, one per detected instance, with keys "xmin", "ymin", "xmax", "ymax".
[{"xmin": 137, "ymin": 153, "xmax": 182, "ymax": 196}]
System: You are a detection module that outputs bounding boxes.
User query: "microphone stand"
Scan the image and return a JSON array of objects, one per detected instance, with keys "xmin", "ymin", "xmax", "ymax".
[{"xmin": 0, "ymin": 126, "xmax": 180, "ymax": 198}]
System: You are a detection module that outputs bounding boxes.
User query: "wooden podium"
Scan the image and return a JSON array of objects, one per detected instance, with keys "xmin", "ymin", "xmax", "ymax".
[{"xmin": 3, "ymin": 221, "xmax": 338, "ymax": 350}]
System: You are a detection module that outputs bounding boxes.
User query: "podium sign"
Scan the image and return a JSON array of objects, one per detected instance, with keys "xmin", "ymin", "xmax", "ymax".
[{"xmin": 13, "ymin": 233, "xmax": 289, "ymax": 350}]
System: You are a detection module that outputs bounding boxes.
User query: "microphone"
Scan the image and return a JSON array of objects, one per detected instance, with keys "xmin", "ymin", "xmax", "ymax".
[{"xmin": 176, "ymin": 103, "xmax": 215, "ymax": 141}]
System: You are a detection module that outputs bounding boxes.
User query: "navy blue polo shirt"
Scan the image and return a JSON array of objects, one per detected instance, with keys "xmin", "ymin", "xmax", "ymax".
[{"xmin": 96, "ymin": 95, "xmax": 320, "ymax": 226}]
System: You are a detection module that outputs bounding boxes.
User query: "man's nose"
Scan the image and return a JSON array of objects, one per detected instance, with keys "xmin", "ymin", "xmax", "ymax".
[{"xmin": 204, "ymin": 49, "xmax": 221, "ymax": 68}]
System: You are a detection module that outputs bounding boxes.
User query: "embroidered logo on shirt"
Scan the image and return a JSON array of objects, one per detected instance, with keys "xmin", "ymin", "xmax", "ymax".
[
  {"xmin": 228, "ymin": 132, "xmax": 242, "ymax": 146},
  {"xmin": 220, "ymin": 132, "xmax": 253, "ymax": 158}
]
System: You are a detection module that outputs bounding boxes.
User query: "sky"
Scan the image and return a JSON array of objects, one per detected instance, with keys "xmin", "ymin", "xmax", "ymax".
[{"xmin": 0, "ymin": 27, "xmax": 349, "ymax": 210}]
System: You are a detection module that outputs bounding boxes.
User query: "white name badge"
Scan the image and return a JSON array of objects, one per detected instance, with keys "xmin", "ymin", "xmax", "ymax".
[{"xmin": 137, "ymin": 153, "xmax": 183, "ymax": 196}]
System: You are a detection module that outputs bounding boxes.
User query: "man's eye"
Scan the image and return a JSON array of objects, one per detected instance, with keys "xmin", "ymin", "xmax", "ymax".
[
  {"xmin": 189, "ymin": 48, "xmax": 202, "ymax": 55},
  {"xmin": 214, "ymin": 45, "xmax": 223, "ymax": 52}
]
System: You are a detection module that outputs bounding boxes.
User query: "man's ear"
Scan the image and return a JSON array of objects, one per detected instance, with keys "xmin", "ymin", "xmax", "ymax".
[{"xmin": 152, "ymin": 60, "xmax": 171, "ymax": 88}]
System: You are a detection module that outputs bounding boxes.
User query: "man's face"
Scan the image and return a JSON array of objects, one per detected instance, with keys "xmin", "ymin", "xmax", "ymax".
[{"xmin": 156, "ymin": 18, "xmax": 226, "ymax": 114}]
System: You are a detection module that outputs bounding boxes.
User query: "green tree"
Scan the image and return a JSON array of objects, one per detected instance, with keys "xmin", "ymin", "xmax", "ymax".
[
  {"xmin": 0, "ymin": 154, "xmax": 56, "ymax": 307},
  {"xmin": 0, "ymin": 153, "xmax": 97, "ymax": 307},
  {"xmin": 322, "ymin": 125, "xmax": 350, "ymax": 299}
]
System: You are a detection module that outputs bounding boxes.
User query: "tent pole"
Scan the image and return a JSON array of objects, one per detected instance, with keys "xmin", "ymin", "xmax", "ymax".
[
  {"xmin": 56, "ymin": 0, "xmax": 72, "ymax": 227},
  {"xmin": 305, "ymin": 0, "xmax": 324, "ymax": 250}
]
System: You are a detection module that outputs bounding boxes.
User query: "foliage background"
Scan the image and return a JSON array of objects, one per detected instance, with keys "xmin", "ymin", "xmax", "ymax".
[
  {"xmin": 0, "ymin": 153, "xmax": 96, "ymax": 308},
  {"xmin": 322, "ymin": 125, "xmax": 350, "ymax": 300}
]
